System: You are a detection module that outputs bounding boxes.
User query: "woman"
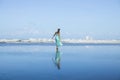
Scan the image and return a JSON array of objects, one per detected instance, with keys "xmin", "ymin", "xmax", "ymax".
[{"xmin": 52, "ymin": 28, "xmax": 62, "ymax": 51}]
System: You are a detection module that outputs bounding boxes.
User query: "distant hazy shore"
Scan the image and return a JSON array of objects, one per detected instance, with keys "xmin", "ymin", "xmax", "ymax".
[{"xmin": 0, "ymin": 38, "xmax": 120, "ymax": 44}]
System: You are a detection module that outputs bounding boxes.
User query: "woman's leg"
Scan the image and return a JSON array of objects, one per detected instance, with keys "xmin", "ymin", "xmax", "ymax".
[{"xmin": 56, "ymin": 46, "xmax": 58, "ymax": 51}]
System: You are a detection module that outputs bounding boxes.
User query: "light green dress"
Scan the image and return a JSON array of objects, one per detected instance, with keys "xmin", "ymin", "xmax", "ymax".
[{"xmin": 55, "ymin": 34, "xmax": 63, "ymax": 47}]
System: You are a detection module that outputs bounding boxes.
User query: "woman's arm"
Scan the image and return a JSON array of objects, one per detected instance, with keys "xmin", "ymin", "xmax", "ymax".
[{"xmin": 52, "ymin": 32, "xmax": 56, "ymax": 39}]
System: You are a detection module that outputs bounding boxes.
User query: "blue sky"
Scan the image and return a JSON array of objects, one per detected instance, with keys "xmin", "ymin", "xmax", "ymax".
[{"xmin": 0, "ymin": 0, "xmax": 120, "ymax": 39}]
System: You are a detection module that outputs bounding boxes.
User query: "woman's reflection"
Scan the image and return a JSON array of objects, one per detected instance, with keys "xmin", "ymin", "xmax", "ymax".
[{"xmin": 53, "ymin": 49, "xmax": 61, "ymax": 70}]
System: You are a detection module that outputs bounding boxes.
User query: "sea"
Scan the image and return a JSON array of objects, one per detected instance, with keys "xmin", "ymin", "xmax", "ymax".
[{"xmin": 0, "ymin": 43, "xmax": 120, "ymax": 80}]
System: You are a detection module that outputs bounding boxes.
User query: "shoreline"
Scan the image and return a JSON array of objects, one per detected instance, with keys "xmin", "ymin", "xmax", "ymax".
[{"xmin": 0, "ymin": 39, "xmax": 120, "ymax": 45}]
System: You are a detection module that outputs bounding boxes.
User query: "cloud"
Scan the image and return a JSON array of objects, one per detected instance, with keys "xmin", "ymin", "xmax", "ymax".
[{"xmin": 0, "ymin": 27, "xmax": 53, "ymax": 38}]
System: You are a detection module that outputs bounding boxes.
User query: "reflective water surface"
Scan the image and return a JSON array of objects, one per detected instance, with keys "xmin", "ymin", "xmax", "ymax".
[{"xmin": 0, "ymin": 43, "xmax": 120, "ymax": 80}]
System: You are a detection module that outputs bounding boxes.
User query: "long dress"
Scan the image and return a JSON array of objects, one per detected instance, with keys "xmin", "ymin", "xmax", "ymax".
[{"xmin": 55, "ymin": 34, "xmax": 63, "ymax": 47}]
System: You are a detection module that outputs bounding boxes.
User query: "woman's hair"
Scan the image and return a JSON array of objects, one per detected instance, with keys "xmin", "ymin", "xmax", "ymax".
[{"xmin": 57, "ymin": 28, "xmax": 60, "ymax": 33}]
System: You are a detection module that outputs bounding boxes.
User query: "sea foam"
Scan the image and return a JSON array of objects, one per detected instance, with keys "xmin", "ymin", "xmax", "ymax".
[{"xmin": 0, "ymin": 38, "xmax": 120, "ymax": 44}]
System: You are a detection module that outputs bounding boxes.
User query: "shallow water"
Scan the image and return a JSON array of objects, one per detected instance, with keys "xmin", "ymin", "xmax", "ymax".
[{"xmin": 0, "ymin": 43, "xmax": 120, "ymax": 80}]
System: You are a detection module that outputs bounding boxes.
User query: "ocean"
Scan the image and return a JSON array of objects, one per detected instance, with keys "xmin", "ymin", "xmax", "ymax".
[{"xmin": 0, "ymin": 43, "xmax": 120, "ymax": 80}]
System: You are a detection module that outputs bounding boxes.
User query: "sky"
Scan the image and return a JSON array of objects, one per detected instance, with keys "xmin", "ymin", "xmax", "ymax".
[{"xmin": 0, "ymin": 0, "xmax": 120, "ymax": 39}]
